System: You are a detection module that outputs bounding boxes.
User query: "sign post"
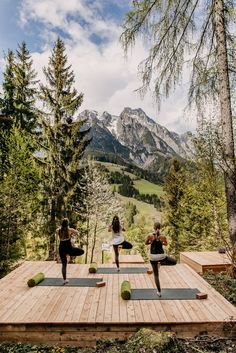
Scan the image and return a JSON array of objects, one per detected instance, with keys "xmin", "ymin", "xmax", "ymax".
[{"xmin": 101, "ymin": 243, "xmax": 111, "ymax": 264}]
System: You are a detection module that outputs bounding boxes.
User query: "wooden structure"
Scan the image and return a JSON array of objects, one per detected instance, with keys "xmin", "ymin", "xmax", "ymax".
[
  {"xmin": 180, "ymin": 251, "xmax": 232, "ymax": 274},
  {"xmin": 113, "ymin": 254, "xmax": 145, "ymax": 264},
  {"xmin": 0, "ymin": 261, "xmax": 235, "ymax": 347}
]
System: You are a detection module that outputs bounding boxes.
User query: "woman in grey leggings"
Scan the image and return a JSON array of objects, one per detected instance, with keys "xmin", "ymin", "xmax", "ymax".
[{"xmin": 145, "ymin": 222, "xmax": 176, "ymax": 296}]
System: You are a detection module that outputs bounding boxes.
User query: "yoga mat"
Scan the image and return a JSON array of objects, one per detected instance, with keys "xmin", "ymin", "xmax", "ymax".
[
  {"xmin": 131, "ymin": 288, "xmax": 200, "ymax": 300},
  {"xmin": 97, "ymin": 267, "xmax": 148, "ymax": 274},
  {"xmin": 38, "ymin": 278, "xmax": 103, "ymax": 287}
]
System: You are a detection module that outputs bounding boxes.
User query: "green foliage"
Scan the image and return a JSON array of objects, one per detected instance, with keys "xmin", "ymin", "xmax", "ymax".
[
  {"xmin": 163, "ymin": 130, "xmax": 228, "ymax": 256},
  {"xmin": 0, "ymin": 127, "xmax": 41, "ymax": 276},
  {"xmin": 162, "ymin": 158, "xmax": 186, "ymax": 255},
  {"xmin": 121, "ymin": 0, "xmax": 235, "ymax": 111},
  {"xmin": 125, "ymin": 329, "xmax": 178, "ymax": 353},
  {"xmin": 125, "ymin": 201, "xmax": 137, "ymax": 227},
  {"xmin": 133, "ymin": 179, "xmax": 163, "ymax": 196},
  {"xmin": 40, "ymin": 37, "xmax": 90, "ymax": 258},
  {"xmin": 14, "ymin": 42, "xmax": 39, "ymax": 133},
  {"xmin": 125, "ymin": 215, "xmax": 150, "ymax": 261},
  {"xmin": 0, "ymin": 333, "xmax": 235, "ymax": 353},
  {"xmin": 110, "ymin": 169, "xmax": 162, "ymax": 209},
  {"xmin": 204, "ymin": 271, "xmax": 236, "ymax": 306},
  {"xmin": 2, "ymin": 50, "xmax": 15, "ymax": 120},
  {"xmin": 76, "ymin": 161, "xmax": 123, "ymax": 263}
]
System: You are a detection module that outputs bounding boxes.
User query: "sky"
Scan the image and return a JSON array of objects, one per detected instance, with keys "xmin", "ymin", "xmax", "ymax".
[{"xmin": 0, "ymin": 0, "xmax": 196, "ymax": 133}]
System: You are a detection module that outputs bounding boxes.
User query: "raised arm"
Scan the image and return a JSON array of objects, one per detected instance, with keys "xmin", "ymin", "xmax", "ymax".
[
  {"xmin": 159, "ymin": 235, "xmax": 168, "ymax": 246},
  {"xmin": 69, "ymin": 228, "xmax": 78, "ymax": 238},
  {"xmin": 55, "ymin": 228, "xmax": 60, "ymax": 242},
  {"xmin": 145, "ymin": 235, "xmax": 153, "ymax": 245}
]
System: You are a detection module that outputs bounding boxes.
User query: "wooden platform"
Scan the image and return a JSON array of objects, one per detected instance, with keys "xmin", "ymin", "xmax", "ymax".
[
  {"xmin": 112, "ymin": 254, "xmax": 145, "ymax": 264},
  {"xmin": 180, "ymin": 251, "xmax": 232, "ymax": 274},
  {"xmin": 0, "ymin": 261, "xmax": 235, "ymax": 347}
]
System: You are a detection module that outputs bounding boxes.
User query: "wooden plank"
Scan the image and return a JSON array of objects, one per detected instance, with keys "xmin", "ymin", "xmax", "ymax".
[
  {"xmin": 118, "ymin": 274, "xmax": 129, "ymax": 323},
  {"xmin": 103, "ymin": 271, "xmax": 113, "ymax": 322},
  {"xmin": 111, "ymin": 270, "xmax": 120, "ymax": 323},
  {"xmin": 130, "ymin": 273, "xmax": 144, "ymax": 323},
  {"xmin": 71, "ymin": 287, "xmax": 89, "ymax": 321},
  {"xmin": 113, "ymin": 255, "xmax": 145, "ymax": 264},
  {"xmin": 80, "ymin": 287, "xmax": 96, "ymax": 322}
]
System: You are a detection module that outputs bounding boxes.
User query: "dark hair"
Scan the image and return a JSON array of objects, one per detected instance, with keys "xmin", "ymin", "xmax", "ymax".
[
  {"xmin": 154, "ymin": 222, "xmax": 161, "ymax": 230},
  {"xmin": 112, "ymin": 215, "xmax": 120, "ymax": 233},
  {"xmin": 60, "ymin": 218, "xmax": 69, "ymax": 240},
  {"xmin": 153, "ymin": 222, "xmax": 161, "ymax": 237}
]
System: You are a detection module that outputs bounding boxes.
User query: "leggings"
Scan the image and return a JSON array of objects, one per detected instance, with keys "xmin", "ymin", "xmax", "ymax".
[
  {"xmin": 113, "ymin": 240, "xmax": 133, "ymax": 268},
  {"xmin": 150, "ymin": 256, "xmax": 177, "ymax": 292},
  {"xmin": 59, "ymin": 239, "xmax": 84, "ymax": 280}
]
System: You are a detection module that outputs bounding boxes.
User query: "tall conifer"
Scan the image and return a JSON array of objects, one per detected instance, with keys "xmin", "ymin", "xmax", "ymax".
[
  {"xmin": 40, "ymin": 38, "xmax": 90, "ymax": 259},
  {"xmin": 14, "ymin": 42, "xmax": 39, "ymax": 132}
]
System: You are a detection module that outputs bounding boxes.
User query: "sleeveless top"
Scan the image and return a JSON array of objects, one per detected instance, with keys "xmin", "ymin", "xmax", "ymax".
[
  {"xmin": 149, "ymin": 237, "xmax": 166, "ymax": 261},
  {"xmin": 150, "ymin": 238, "xmax": 164, "ymax": 254},
  {"xmin": 111, "ymin": 227, "xmax": 124, "ymax": 245},
  {"xmin": 57, "ymin": 228, "xmax": 77, "ymax": 241}
]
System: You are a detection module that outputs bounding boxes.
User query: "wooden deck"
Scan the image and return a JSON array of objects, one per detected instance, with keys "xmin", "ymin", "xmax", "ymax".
[
  {"xmin": 112, "ymin": 254, "xmax": 145, "ymax": 264},
  {"xmin": 0, "ymin": 261, "xmax": 235, "ymax": 347},
  {"xmin": 180, "ymin": 251, "xmax": 232, "ymax": 274}
]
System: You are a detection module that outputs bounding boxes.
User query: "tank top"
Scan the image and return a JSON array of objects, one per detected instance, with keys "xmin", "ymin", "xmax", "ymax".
[
  {"xmin": 150, "ymin": 238, "xmax": 164, "ymax": 255},
  {"xmin": 111, "ymin": 227, "xmax": 124, "ymax": 245}
]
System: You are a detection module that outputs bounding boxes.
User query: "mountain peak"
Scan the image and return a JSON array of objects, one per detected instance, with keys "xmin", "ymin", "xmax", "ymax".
[{"xmin": 82, "ymin": 107, "xmax": 193, "ymax": 169}]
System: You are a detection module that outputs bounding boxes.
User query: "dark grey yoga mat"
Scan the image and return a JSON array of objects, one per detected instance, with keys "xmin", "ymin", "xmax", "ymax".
[
  {"xmin": 38, "ymin": 278, "xmax": 103, "ymax": 287},
  {"xmin": 131, "ymin": 288, "xmax": 200, "ymax": 300},
  {"xmin": 97, "ymin": 267, "xmax": 148, "ymax": 274}
]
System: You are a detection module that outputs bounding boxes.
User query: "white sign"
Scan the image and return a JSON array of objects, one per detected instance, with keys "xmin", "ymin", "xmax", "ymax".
[{"xmin": 101, "ymin": 243, "xmax": 111, "ymax": 251}]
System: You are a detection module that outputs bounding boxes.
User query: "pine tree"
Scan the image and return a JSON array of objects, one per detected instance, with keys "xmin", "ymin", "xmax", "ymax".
[
  {"xmin": 14, "ymin": 42, "xmax": 39, "ymax": 133},
  {"xmin": 0, "ymin": 127, "xmax": 41, "ymax": 276},
  {"xmin": 121, "ymin": 0, "xmax": 236, "ymax": 250},
  {"xmin": 40, "ymin": 38, "xmax": 90, "ymax": 259},
  {"xmin": 2, "ymin": 50, "xmax": 15, "ymax": 121},
  {"xmin": 0, "ymin": 50, "xmax": 16, "ymax": 176},
  {"xmin": 163, "ymin": 158, "xmax": 186, "ymax": 256}
]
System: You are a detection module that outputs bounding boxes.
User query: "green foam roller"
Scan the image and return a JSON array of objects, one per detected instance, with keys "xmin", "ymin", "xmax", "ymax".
[
  {"xmin": 89, "ymin": 262, "xmax": 97, "ymax": 273},
  {"xmin": 121, "ymin": 280, "xmax": 131, "ymax": 300},
  {"xmin": 27, "ymin": 272, "xmax": 45, "ymax": 287}
]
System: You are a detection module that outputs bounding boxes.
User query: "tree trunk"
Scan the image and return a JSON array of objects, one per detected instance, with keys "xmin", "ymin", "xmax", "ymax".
[
  {"xmin": 47, "ymin": 198, "xmax": 56, "ymax": 260},
  {"xmin": 85, "ymin": 217, "xmax": 90, "ymax": 264},
  {"xmin": 90, "ymin": 221, "xmax": 98, "ymax": 264},
  {"xmin": 214, "ymin": 0, "xmax": 236, "ymax": 249}
]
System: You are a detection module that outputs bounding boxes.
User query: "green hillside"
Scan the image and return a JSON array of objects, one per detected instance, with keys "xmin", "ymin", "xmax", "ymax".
[
  {"xmin": 98, "ymin": 162, "xmax": 163, "ymax": 196},
  {"xmin": 133, "ymin": 179, "xmax": 164, "ymax": 196},
  {"xmin": 117, "ymin": 194, "xmax": 161, "ymax": 225}
]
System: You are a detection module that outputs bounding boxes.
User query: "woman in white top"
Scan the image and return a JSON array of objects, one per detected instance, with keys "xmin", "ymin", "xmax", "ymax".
[
  {"xmin": 108, "ymin": 215, "xmax": 132, "ymax": 270},
  {"xmin": 56, "ymin": 218, "xmax": 84, "ymax": 284}
]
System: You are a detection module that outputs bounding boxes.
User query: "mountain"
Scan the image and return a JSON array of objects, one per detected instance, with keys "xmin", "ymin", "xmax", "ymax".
[{"xmin": 79, "ymin": 107, "xmax": 193, "ymax": 169}]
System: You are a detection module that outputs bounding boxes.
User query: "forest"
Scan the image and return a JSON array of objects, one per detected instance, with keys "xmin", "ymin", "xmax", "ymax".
[
  {"xmin": 0, "ymin": 0, "xmax": 236, "ymax": 351},
  {"xmin": 0, "ymin": 37, "xmax": 235, "ymax": 280}
]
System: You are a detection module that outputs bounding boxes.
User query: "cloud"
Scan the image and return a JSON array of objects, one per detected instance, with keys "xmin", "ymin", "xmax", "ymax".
[{"xmin": 18, "ymin": 0, "xmax": 195, "ymax": 133}]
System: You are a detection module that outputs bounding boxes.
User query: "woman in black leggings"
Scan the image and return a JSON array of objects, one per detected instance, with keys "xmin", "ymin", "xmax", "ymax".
[
  {"xmin": 56, "ymin": 218, "xmax": 84, "ymax": 284},
  {"xmin": 145, "ymin": 222, "xmax": 176, "ymax": 296},
  {"xmin": 108, "ymin": 215, "xmax": 133, "ymax": 271}
]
